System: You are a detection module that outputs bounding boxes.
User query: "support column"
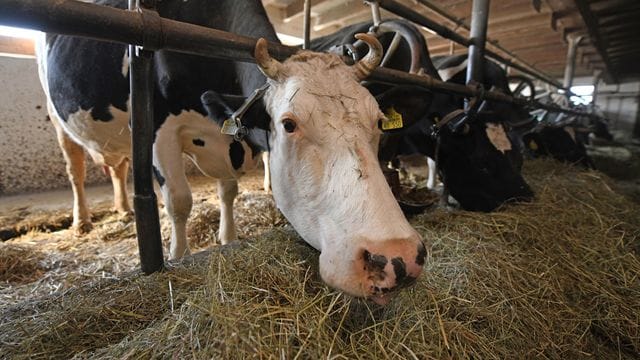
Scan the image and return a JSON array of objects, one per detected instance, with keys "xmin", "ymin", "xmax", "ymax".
[
  {"xmin": 562, "ymin": 35, "xmax": 584, "ymax": 89},
  {"xmin": 591, "ymin": 69, "xmax": 602, "ymax": 108},
  {"xmin": 466, "ymin": 0, "xmax": 490, "ymax": 86},
  {"xmin": 129, "ymin": 0, "xmax": 164, "ymax": 274}
]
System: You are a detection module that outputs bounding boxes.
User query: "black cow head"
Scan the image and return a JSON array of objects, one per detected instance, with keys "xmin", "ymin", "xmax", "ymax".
[
  {"xmin": 375, "ymin": 86, "xmax": 534, "ymax": 212},
  {"xmin": 523, "ymin": 126, "xmax": 595, "ymax": 169}
]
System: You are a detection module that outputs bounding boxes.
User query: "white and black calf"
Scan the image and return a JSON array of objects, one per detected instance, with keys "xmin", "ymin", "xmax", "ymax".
[{"xmin": 36, "ymin": 0, "xmax": 426, "ymax": 304}]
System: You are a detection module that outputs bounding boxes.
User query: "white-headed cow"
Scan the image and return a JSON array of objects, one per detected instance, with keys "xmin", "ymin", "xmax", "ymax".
[{"xmin": 36, "ymin": 0, "xmax": 426, "ymax": 304}]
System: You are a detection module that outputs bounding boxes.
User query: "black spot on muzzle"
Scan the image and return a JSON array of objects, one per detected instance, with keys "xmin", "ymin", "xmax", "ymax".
[
  {"xmin": 391, "ymin": 257, "xmax": 407, "ymax": 285},
  {"xmin": 363, "ymin": 250, "xmax": 388, "ymax": 272}
]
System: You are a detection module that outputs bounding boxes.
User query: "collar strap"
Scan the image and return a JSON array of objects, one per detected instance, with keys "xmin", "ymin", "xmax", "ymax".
[{"xmin": 220, "ymin": 83, "xmax": 270, "ymax": 141}]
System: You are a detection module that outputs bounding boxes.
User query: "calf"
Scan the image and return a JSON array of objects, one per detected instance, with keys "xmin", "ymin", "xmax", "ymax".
[{"xmin": 37, "ymin": 0, "xmax": 425, "ymax": 304}]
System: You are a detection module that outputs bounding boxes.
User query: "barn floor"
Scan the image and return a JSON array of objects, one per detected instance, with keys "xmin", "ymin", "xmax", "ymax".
[
  {"xmin": 1, "ymin": 150, "xmax": 639, "ymax": 359},
  {"xmin": 0, "ymin": 168, "xmax": 286, "ymax": 309}
]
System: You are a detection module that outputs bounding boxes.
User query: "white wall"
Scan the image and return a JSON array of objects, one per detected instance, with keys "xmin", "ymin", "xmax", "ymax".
[
  {"xmin": 573, "ymin": 76, "xmax": 640, "ymax": 138},
  {"xmin": 0, "ymin": 55, "xmax": 106, "ymax": 195}
]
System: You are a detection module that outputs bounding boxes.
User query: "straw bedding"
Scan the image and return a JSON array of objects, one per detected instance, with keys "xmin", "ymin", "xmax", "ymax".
[{"xmin": 0, "ymin": 159, "xmax": 638, "ymax": 359}]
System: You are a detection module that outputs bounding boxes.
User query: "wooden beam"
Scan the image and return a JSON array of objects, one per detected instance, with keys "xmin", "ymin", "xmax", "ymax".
[
  {"xmin": 0, "ymin": 35, "xmax": 34, "ymax": 57},
  {"xmin": 282, "ymin": 0, "xmax": 331, "ymax": 23},
  {"xmin": 551, "ymin": 8, "xmax": 577, "ymax": 31},
  {"xmin": 313, "ymin": 0, "xmax": 368, "ymax": 30},
  {"xmin": 574, "ymin": 0, "xmax": 617, "ymax": 82}
]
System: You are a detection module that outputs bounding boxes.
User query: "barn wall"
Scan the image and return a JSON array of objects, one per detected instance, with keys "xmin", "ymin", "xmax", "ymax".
[
  {"xmin": 573, "ymin": 76, "xmax": 640, "ymax": 138},
  {"xmin": 596, "ymin": 83, "xmax": 640, "ymax": 138},
  {"xmin": 0, "ymin": 55, "xmax": 107, "ymax": 196}
]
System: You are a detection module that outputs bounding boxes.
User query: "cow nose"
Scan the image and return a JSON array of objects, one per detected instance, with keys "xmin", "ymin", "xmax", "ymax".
[{"xmin": 361, "ymin": 238, "xmax": 427, "ymax": 305}]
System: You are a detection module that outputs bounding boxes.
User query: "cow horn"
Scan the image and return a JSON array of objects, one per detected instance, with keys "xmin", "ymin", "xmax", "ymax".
[
  {"xmin": 353, "ymin": 33, "xmax": 383, "ymax": 80},
  {"xmin": 255, "ymin": 38, "xmax": 283, "ymax": 80}
]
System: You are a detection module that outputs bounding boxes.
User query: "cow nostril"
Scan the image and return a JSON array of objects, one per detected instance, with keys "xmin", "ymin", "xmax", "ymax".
[
  {"xmin": 362, "ymin": 249, "xmax": 388, "ymax": 272},
  {"xmin": 391, "ymin": 257, "xmax": 407, "ymax": 284}
]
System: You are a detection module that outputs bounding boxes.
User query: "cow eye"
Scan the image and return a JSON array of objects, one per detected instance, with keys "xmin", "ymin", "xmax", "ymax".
[{"xmin": 282, "ymin": 118, "xmax": 297, "ymax": 133}]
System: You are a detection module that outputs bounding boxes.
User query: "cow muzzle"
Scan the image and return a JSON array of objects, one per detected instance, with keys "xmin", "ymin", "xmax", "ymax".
[{"xmin": 358, "ymin": 236, "xmax": 427, "ymax": 305}]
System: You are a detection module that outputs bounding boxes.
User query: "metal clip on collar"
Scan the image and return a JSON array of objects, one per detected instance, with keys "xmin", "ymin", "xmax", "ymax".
[
  {"xmin": 229, "ymin": 83, "xmax": 269, "ymax": 142},
  {"xmin": 445, "ymin": 83, "xmax": 487, "ymax": 133}
]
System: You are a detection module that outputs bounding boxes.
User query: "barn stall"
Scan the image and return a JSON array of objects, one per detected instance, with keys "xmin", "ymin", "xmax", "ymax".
[{"xmin": 0, "ymin": 0, "xmax": 639, "ymax": 358}]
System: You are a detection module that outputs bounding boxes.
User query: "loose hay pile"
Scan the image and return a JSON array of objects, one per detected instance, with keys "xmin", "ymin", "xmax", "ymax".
[{"xmin": 1, "ymin": 159, "xmax": 639, "ymax": 359}]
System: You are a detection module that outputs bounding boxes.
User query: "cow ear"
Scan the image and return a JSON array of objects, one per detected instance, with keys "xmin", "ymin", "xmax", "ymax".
[
  {"xmin": 201, "ymin": 90, "xmax": 234, "ymax": 124},
  {"xmin": 375, "ymin": 86, "xmax": 434, "ymax": 130}
]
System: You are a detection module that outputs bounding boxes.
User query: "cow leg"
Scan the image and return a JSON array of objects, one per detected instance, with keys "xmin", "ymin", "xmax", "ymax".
[
  {"xmin": 154, "ymin": 146, "xmax": 192, "ymax": 260},
  {"xmin": 217, "ymin": 178, "xmax": 238, "ymax": 245},
  {"xmin": 109, "ymin": 158, "xmax": 132, "ymax": 216},
  {"xmin": 426, "ymin": 157, "xmax": 436, "ymax": 189},
  {"xmin": 262, "ymin": 151, "xmax": 271, "ymax": 192},
  {"xmin": 50, "ymin": 113, "xmax": 92, "ymax": 234}
]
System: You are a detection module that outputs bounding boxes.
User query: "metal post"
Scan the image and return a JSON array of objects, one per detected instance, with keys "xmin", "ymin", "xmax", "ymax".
[
  {"xmin": 591, "ymin": 69, "xmax": 602, "ymax": 108},
  {"xmin": 375, "ymin": 0, "xmax": 565, "ymax": 90},
  {"xmin": 466, "ymin": 0, "xmax": 490, "ymax": 86},
  {"xmin": 562, "ymin": 35, "xmax": 584, "ymax": 89},
  {"xmin": 368, "ymin": 1, "xmax": 383, "ymax": 27},
  {"xmin": 129, "ymin": 0, "xmax": 164, "ymax": 273},
  {"xmin": 302, "ymin": 0, "xmax": 311, "ymax": 49},
  {"xmin": 633, "ymin": 95, "xmax": 640, "ymax": 139}
]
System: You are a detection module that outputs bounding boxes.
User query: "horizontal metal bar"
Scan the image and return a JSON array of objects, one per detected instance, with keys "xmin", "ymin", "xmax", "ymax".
[
  {"xmin": 0, "ymin": 0, "xmax": 592, "ymax": 119},
  {"xmin": 414, "ymin": 0, "xmax": 562, "ymax": 90},
  {"xmin": 369, "ymin": 67, "xmax": 594, "ymax": 118},
  {"xmin": 0, "ymin": 0, "xmax": 298, "ymax": 62},
  {"xmin": 375, "ymin": 0, "xmax": 566, "ymax": 90}
]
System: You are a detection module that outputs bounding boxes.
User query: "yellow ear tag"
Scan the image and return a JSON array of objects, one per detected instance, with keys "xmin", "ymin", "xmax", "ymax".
[
  {"xmin": 381, "ymin": 107, "xmax": 404, "ymax": 130},
  {"xmin": 528, "ymin": 139, "xmax": 538, "ymax": 151},
  {"xmin": 221, "ymin": 118, "xmax": 239, "ymax": 135}
]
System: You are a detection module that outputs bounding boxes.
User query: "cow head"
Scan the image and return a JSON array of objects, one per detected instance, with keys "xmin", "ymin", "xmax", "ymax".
[
  {"xmin": 254, "ymin": 35, "xmax": 427, "ymax": 303},
  {"xmin": 248, "ymin": 35, "xmax": 427, "ymax": 304},
  {"xmin": 373, "ymin": 87, "xmax": 534, "ymax": 212}
]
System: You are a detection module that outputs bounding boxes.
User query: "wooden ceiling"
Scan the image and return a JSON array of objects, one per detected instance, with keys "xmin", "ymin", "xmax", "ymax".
[{"xmin": 263, "ymin": 0, "xmax": 640, "ymax": 84}]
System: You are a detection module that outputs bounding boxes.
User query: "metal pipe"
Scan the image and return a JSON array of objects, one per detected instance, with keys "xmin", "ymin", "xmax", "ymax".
[
  {"xmin": 415, "ymin": 0, "xmax": 551, "ymax": 90},
  {"xmin": 129, "ymin": 0, "xmax": 164, "ymax": 273},
  {"xmin": 466, "ymin": 0, "xmax": 490, "ymax": 85},
  {"xmin": 375, "ymin": 0, "xmax": 566, "ymax": 90},
  {"xmin": 0, "ymin": 0, "xmax": 297, "ymax": 62},
  {"xmin": 302, "ymin": 0, "xmax": 311, "ymax": 49},
  {"xmin": 591, "ymin": 69, "xmax": 602, "ymax": 107},
  {"xmin": 563, "ymin": 35, "xmax": 584, "ymax": 89},
  {"xmin": 369, "ymin": 67, "xmax": 594, "ymax": 118},
  {"xmin": 0, "ymin": 0, "xmax": 594, "ymax": 120},
  {"xmin": 368, "ymin": 1, "xmax": 383, "ymax": 27}
]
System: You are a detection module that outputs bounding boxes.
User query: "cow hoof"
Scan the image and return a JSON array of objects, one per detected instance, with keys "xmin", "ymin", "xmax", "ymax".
[{"xmin": 74, "ymin": 221, "xmax": 93, "ymax": 235}]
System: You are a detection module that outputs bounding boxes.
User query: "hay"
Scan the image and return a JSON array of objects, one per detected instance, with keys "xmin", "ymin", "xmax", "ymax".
[
  {"xmin": 0, "ymin": 159, "xmax": 639, "ymax": 359},
  {"xmin": 0, "ymin": 244, "xmax": 46, "ymax": 284}
]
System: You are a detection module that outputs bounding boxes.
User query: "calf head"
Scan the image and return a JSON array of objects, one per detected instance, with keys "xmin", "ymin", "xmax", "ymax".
[{"xmin": 207, "ymin": 35, "xmax": 426, "ymax": 304}]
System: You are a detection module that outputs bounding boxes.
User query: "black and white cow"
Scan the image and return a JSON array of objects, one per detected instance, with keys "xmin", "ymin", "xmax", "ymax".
[
  {"xmin": 524, "ymin": 93, "xmax": 606, "ymax": 168},
  {"xmin": 433, "ymin": 54, "xmax": 536, "ymax": 172},
  {"xmin": 522, "ymin": 125, "xmax": 595, "ymax": 168},
  {"xmin": 311, "ymin": 20, "xmax": 534, "ymax": 212},
  {"xmin": 36, "ymin": 0, "xmax": 427, "ymax": 304}
]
